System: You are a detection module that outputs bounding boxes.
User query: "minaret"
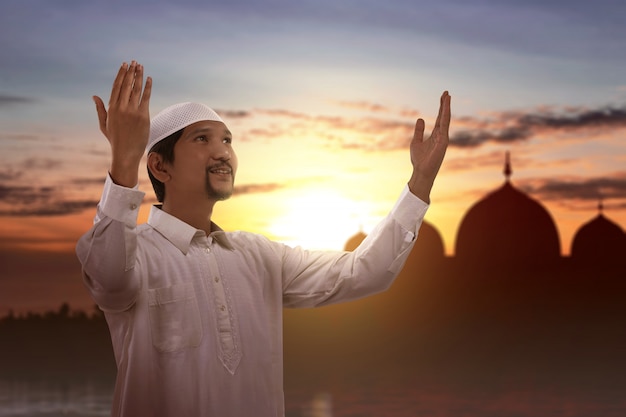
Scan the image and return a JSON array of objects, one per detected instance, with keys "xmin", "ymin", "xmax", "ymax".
[{"xmin": 504, "ymin": 151, "xmax": 512, "ymax": 182}]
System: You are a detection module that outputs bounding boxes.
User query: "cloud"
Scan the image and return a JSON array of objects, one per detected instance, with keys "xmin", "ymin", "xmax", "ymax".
[
  {"xmin": 0, "ymin": 184, "xmax": 98, "ymax": 216},
  {"xmin": 71, "ymin": 177, "xmax": 107, "ymax": 187},
  {"xmin": 0, "ymin": 169, "xmax": 22, "ymax": 182},
  {"xmin": 1, "ymin": 157, "xmax": 64, "ymax": 174},
  {"xmin": 234, "ymin": 183, "xmax": 284, "ymax": 195},
  {"xmin": 332, "ymin": 101, "xmax": 421, "ymax": 120},
  {"xmin": 256, "ymin": 109, "xmax": 312, "ymax": 120},
  {"xmin": 20, "ymin": 157, "xmax": 63, "ymax": 171},
  {"xmin": 0, "ymin": 94, "xmax": 36, "ymax": 108},
  {"xmin": 0, "ymin": 133, "xmax": 41, "ymax": 142},
  {"xmin": 0, "ymin": 158, "xmax": 65, "ymax": 185},
  {"xmin": 0, "ymin": 185, "xmax": 45, "ymax": 206},
  {"xmin": 333, "ymin": 101, "xmax": 391, "ymax": 114},
  {"xmin": 519, "ymin": 172, "xmax": 626, "ymax": 203},
  {"xmin": 450, "ymin": 104, "xmax": 626, "ymax": 148},
  {"xmin": 236, "ymin": 107, "xmax": 416, "ymax": 151},
  {"xmin": 518, "ymin": 106, "xmax": 626, "ymax": 129},
  {"xmin": 1, "ymin": 200, "xmax": 100, "ymax": 217},
  {"xmin": 216, "ymin": 109, "xmax": 251, "ymax": 119},
  {"xmin": 443, "ymin": 151, "xmax": 538, "ymax": 173},
  {"xmin": 228, "ymin": 101, "xmax": 626, "ymax": 152}
]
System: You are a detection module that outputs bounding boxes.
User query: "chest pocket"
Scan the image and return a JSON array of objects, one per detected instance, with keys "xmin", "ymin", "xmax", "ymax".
[{"xmin": 148, "ymin": 282, "xmax": 203, "ymax": 352}]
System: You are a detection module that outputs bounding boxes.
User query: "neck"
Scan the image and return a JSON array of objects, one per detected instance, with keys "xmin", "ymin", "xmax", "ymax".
[{"xmin": 161, "ymin": 196, "xmax": 217, "ymax": 235}]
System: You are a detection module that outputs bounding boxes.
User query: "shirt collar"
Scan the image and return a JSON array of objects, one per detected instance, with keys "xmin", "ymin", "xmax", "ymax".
[{"xmin": 147, "ymin": 206, "xmax": 234, "ymax": 254}]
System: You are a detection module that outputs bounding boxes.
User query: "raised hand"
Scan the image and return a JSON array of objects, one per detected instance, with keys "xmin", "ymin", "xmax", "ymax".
[
  {"xmin": 93, "ymin": 61, "xmax": 152, "ymax": 187},
  {"xmin": 408, "ymin": 91, "xmax": 451, "ymax": 203}
]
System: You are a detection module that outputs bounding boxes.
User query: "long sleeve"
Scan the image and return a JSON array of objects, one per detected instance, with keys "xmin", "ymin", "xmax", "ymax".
[
  {"xmin": 280, "ymin": 185, "xmax": 429, "ymax": 308},
  {"xmin": 76, "ymin": 174, "xmax": 145, "ymax": 312},
  {"xmin": 73, "ymin": 177, "xmax": 428, "ymax": 416}
]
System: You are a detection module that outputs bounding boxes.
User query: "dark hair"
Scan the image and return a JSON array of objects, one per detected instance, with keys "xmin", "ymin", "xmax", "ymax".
[{"xmin": 147, "ymin": 129, "xmax": 184, "ymax": 202}]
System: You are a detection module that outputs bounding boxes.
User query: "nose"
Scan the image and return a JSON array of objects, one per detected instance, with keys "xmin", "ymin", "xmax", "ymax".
[{"xmin": 212, "ymin": 142, "xmax": 231, "ymax": 162}]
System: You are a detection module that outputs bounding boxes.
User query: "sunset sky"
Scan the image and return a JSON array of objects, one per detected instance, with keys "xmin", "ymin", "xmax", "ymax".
[{"xmin": 1, "ymin": 0, "xmax": 626, "ymax": 315}]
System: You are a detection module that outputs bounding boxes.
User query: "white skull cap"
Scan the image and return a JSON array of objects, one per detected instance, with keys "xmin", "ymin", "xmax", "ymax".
[{"xmin": 148, "ymin": 102, "xmax": 225, "ymax": 152}]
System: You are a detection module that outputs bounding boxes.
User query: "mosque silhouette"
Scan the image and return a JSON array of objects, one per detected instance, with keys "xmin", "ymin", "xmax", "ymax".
[
  {"xmin": 344, "ymin": 152, "xmax": 626, "ymax": 275},
  {"xmin": 282, "ymin": 152, "xmax": 626, "ymax": 409}
]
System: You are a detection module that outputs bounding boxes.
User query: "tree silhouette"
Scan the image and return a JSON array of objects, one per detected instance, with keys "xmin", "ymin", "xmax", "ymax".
[{"xmin": 0, "ymin": 303, "xmax": 116, "ymax": 380}]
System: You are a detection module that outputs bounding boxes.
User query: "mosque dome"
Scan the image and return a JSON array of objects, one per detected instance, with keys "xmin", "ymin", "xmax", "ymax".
[
  {"xmin": 571, "ymin": 202, "xmax": 626, "ymax": 265},
  {"xmin": 454, "ymin": 152, "xmax": 561, "ymax": 267},
  {"xmin": 412, "ymin": 220, "xmax": 446, "ymax": 261},
  {"xmin": 344, "ymin": 221, "xmax": 445, "ymax": 260},
  {"xmin": 344, "ymin": 230, "xmax": 367, "ymax": 251}
]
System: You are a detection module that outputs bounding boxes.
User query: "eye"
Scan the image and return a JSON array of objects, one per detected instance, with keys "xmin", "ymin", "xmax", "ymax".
[
  {"xmin": 195, "ymin": 135, "xmax": 208, "ymax": 142},
  {"xmin": 223, "ymin": 137, "xmax": 232, "ymax": 144}
]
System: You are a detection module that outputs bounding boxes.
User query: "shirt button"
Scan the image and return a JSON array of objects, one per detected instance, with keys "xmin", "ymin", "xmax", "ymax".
[
  {"xmin": 220, "ymin": 305, "xmax": 226, "ymax": 312},
  {"xmin": 205, "ymin": 247, "xmax": 211, "ymax": 253},
  {"xmin": 214, "ymin": 277, "xmax": 220, "ymax": 283},
  {"xmin": 130, "ymin": 203, "xmax": 137, "ymax": 210}
]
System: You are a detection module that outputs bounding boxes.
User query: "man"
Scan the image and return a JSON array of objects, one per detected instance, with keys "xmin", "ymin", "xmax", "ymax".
[{"xmin": 76, "ymin": 61, "xmax": 451, "ymax": 417}]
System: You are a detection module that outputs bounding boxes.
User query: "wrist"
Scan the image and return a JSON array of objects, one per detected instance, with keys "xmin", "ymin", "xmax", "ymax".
[
  {"xmin": 408, "ymin": 173, "xmax": 434, "ymax": 204},
  {"xmin": 110, "ymin": 158, "xmax": 141, "ymax": 188}
]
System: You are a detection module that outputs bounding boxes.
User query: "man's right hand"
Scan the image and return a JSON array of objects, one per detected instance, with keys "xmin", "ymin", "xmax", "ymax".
[{"xmin": 93, "ymin": 61, "xmax": 152, "ymax": 188}]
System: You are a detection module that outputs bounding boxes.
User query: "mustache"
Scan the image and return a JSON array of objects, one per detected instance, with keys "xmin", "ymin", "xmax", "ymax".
[{"xmin": 206, "ymin": 162, "xmax": 233, "ymax": 173}]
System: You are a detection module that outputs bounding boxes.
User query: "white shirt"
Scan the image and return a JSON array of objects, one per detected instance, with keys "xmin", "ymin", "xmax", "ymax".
[{"xmin": 76, "ymin": 174, "xmax": 428, "ymax": 417}]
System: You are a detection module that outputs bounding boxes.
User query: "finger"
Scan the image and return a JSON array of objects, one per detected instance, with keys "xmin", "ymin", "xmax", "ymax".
[
  {"xmin": 93, "ymin": 95, "xmax": 108, "ymax": 135},
  {"xmin": 130, "ymin": 63, "xmax": 144, "ymax": 108},
  {"xmin": 139, "ymin": 76, "xmax": 153, "ymax": 113},
  {"xmin": 119, "ymin": 60, "xmax": 138, "ymax": 107},
  {"xmin": 432, "ymin": 91, "xmax": 446, "ymax": 133},
  {"xmin": 440, "ymin": 92, "xmax": 451, "ymax": 139},
  {"xmin": 412, "ymin": 118, "xmax": 425, "ymax": 144},
  {"xmin": 109, "ymin": 62, "xmax": 128, "ymax": 107}
]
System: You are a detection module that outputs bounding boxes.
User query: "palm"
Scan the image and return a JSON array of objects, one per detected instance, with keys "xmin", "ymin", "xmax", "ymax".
[
  {"xmin": 93, "ymin": 61, "xmax": 153, "ymax": 187},
  {"xmin": 408, "ymin": 92, "xmax": 451, "ymax": 202}
]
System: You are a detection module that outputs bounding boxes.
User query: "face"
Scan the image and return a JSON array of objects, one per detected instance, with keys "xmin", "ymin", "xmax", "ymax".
[{"xmin": 167, "ymin": 120, "xmax": 237, "ymax": 202}]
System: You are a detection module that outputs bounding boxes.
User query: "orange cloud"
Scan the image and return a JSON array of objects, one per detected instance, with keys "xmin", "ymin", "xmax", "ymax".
[
  {"xmin": 333, "ymin": 100, "xmax": 391, "ymax": 113},
  {"xmin": 218, "ymin": 101, "xmax": 626, "ymax": 154},
  {"xmin": 234, "ymin": 182, "xmax": 285, "ymax": 195}
]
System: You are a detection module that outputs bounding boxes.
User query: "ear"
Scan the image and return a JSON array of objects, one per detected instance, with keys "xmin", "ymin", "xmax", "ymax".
[{"xmin": 147, "ymin": 152, "xmax": 171, "ymax": 183}]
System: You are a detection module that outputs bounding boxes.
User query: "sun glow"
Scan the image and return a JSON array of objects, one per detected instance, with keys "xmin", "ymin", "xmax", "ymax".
[{"xmin": 267, "ymin": 188, "xmax": 372, "ymax": 251}]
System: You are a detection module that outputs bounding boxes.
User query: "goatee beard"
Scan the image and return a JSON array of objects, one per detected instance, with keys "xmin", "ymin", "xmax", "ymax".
[{"xmin": 205, "ymin": 168, "xmax": 234, "ymax": 201}]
